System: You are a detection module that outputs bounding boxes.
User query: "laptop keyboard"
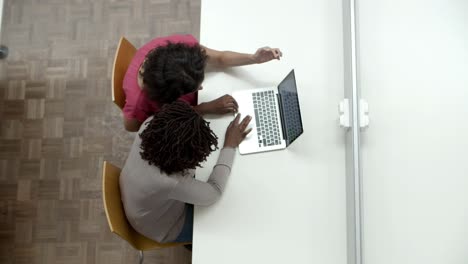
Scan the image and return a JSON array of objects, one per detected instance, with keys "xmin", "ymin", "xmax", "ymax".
[{"xmin": 252, "ymin": 91, "xmax": 282, "ymax": 147}]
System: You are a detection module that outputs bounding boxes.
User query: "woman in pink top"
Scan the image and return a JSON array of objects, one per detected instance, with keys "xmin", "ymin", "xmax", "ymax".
[{"xmin": 122, "ymin": 34, "xmax": 282, "ymax": 131}]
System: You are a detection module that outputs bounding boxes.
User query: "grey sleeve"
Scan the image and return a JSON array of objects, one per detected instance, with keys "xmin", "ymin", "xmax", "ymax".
[{"xmin": 168, "ymin": 148, "xmax": 236, "ymax": 206}]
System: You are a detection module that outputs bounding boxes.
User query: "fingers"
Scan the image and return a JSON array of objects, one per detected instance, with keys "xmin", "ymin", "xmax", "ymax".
[
  {"xmin": 223, "ymin": 107, "xmax": 236, "ymax": 114},
  {"xmin": 225, "ymin": 114, "xmax": 252, "ymax": 147},
  {"xmin": 231, "ymin": 97, "xmax": 239, "ymax": 109},
  {"xmin": 271, "ymin": 48, "xmax": 282, "ymax": 59},
  {"xmin": 239, "ymin": 116, "xmax": 252, "ymax": 140},
  {"xmin": 239, "ymin": 115, "xmax": 252, "ymax": 131},
  {"xmin": 223, "ymin": 94, "xmax": 238, "ymax": 113},
  {"xmin": 243, "ymin": 128, "xmax": 253, "ymax": 138},
  {"xmin": 233, "ymin": 113, "xmax": 241, "ymax": 125},
  {"xmin": 227, "ymin": 113, "xmax": 240, "ymax": 130},
  {"xmin": 230, "ymin": 115, "xmax": 251, "ymax": 129},
  {"xmin": 255, "ymin": 47, "xmax": 283, "ymax": 62},
  {"xmin": 227, "ymin": 114, "xmax": 238, "ymax": 129},
  {"xmin": 226, "ymin": 103, "xmax": 238, "ymax": 113}
]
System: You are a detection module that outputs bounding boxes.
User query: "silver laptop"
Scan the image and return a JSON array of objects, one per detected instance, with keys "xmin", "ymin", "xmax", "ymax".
[{"xmin": 233, "ymin": 69, "xmax": 304, "ymax": 154}]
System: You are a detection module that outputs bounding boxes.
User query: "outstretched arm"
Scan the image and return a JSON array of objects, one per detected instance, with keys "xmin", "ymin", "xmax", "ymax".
[
  {"xmin": 168, "ymin": 148, "xmax": 236, "ymax": 206},
  {"xmin": 202, "ymin": 45, "xmax": 282, "ymax": 67}
]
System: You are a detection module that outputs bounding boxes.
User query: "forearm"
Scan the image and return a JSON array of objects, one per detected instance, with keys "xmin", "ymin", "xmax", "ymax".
[
  {"xmin": 193, "ymin": 103, "xmax": 209, "ymax": 115},
  {"xmin": 203, "ymin": 45, "xmax": 281, "ymax": 68},
  {"xmin": 206, "ymin": 147, "xmax": 236, "ymax": 194},
  {"xmin": 168, "ymin": 148, "xmax": 236, "ymax": 206},
  {"xmin": 214, "ymin": 50, "xmax": 256, "ymax": 67}
]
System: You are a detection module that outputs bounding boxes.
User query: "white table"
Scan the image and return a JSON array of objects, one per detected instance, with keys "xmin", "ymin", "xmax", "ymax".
[{"xmin": 194, "ymin": 1, "xmax": 348, "ymax": 263}]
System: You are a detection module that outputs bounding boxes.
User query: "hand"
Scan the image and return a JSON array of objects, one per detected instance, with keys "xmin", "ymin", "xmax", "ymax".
[
  {"xmin": 199, "ymin": 94, "xmax": 238, "ymax": 115},
  {"xmin": 224, "ymin": 114, "xmax": 252, "ymax": 148},
  {"xmin": 252, "ymin": 47, "xmax": 283, "ymax": 64}
]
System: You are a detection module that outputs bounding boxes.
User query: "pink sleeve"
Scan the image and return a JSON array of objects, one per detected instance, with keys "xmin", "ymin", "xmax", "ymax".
[
  {"xmin": 122, "ymin": 99, "xmax": 136, "ymax": 120},
  {"xmin": 122, "ymin": 42, "xmax": 145, "ymax": 122},
  {"xmin": 123, "ymin": 92, "xmax": 153, "ymax": 123},
  {"xmin": 123, "ymin": 91, "xmax": 147, "ymax": 123}
]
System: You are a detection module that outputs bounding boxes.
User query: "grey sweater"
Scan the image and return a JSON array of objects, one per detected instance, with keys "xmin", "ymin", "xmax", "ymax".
[{"xmin": 119, "ymin": 116, "xmax": 235, "ymax": 243}]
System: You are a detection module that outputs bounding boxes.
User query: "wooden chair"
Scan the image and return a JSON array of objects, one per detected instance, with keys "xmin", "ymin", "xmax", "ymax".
[
  {"xmin": 102, "ymin": 161, "xmax": 188, "ymax": 264},
  {"xmin": 111, "ymin": 37, "xmax": 137, "ymax": 109}
]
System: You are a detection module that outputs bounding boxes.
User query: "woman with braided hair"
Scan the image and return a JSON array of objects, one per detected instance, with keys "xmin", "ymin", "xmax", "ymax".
[{"xmin": 119, "ymin": 100, "xmax": 252, "ymax": 243}]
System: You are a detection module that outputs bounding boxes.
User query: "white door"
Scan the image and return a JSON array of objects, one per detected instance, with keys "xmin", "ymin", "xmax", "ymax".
[{"xmin": 357, "ymin": 1, "xmax": 468, "ymax": 263}]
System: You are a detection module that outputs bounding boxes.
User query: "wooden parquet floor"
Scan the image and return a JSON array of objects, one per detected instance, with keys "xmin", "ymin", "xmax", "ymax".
[{"xmin": 0, "ymin": 0, "xmax": 200, "ymax": 263}]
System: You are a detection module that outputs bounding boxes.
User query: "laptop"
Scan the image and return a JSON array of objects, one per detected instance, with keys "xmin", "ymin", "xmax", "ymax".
[{"xmin": 233, "ymin": 69, "xmax": 304, "ymax": 154}]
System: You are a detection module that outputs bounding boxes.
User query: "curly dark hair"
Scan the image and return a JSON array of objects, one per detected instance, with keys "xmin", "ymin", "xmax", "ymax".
[
  {"xmin": 141, "ymin": 42, "xmax": 207, "ymax": 104},
  {"xmin": 139, "ymin": 101, "xmax": 218, "ymax": 175}
]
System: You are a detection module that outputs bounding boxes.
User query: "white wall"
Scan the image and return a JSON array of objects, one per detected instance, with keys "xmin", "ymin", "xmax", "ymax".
[{"xmin": 357, "ymin": 0, "xmax": 468, "ymax": 263}]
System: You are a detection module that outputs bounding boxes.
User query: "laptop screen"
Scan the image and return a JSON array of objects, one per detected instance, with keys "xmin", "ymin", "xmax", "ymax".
[{"xmin": 278, "ymin": 70, "xmax": 304, "ymax": 146}]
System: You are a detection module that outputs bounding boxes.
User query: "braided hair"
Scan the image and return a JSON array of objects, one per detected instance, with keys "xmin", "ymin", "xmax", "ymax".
[{"xmin": 139, "ymin": 101, "xmax": 218, "ymax": 175}]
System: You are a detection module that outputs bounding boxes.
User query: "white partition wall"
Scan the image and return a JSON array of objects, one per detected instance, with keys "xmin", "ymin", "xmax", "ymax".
[{"xmin": 357, "ymin": 1, "xmax": 468, "ymax": 264}]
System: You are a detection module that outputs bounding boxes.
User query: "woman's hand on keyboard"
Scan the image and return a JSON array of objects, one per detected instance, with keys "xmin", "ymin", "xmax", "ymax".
[
  {"xmin": 196, "ymin": 94, "xmax": 239, "ymax": 115},
  {"xmin": 224, "ymin": 114, "xmax": 252, "ymax": 148}
]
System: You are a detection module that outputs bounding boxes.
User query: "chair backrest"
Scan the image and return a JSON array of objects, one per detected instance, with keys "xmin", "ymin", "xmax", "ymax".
[
  {"xmin": 102, "ymin": 161, "xmax": 186, "ymax": 250},
  {"xmin": 111, "ymin": 37, "xmax": 137, "ymax": 110}
]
